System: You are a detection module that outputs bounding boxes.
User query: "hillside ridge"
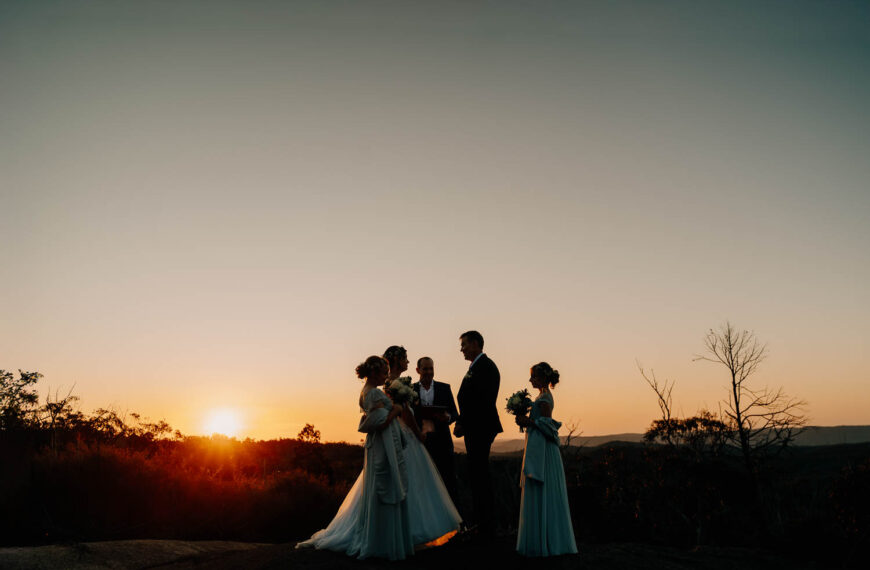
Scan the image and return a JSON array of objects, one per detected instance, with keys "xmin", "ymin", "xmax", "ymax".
[{"xmin": 453, "ymin": 424, "xmax": 870, "ymax": 454}]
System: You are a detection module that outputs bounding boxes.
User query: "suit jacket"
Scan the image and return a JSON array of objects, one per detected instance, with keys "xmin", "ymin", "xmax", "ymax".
[
  {"xmin": 412, "ymin": 380, "xmax": 459, "ymax": 451},
  {"xmin": 457, "ymin": 353, "xmax": 503, "ymax": 438}
]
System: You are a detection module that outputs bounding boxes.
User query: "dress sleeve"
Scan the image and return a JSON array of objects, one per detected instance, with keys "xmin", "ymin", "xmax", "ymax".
[
  {"xmin": 531, "ymin": 393, "xmax": 560, "ymax": 443},
  {"xmin": 532, "ymin": 417, "xmax": 562, "ymax": 444},
  {"xmin": 358, "ymin": 390, "xmax": 390, "ymax": 433},
  {"xmin": 523, "ymin": 414, "xmax": 564, "ymax": 482}
]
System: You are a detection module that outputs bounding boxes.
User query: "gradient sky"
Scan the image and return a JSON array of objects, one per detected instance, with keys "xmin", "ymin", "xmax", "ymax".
[{"xmin": 2, "ymin": 0, "xmax": 868, "ymax": 442}]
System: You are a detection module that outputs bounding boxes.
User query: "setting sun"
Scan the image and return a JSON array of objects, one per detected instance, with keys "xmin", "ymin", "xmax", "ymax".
[{"xmin": 202, "ymin": 408, "xmax": 243, "ymax": 437}]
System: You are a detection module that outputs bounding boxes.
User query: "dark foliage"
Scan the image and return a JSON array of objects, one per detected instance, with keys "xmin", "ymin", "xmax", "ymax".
[
  {"xmin": 0, "ymin": 433, "xmax": 359, "ymax": 545},
  {"xmin": 644, "ymin": 411, "xmax": 730, "ymax": 458},
  {"xmin": 1, "ymin": 370, "xmax": 868, "ymax": 568}
]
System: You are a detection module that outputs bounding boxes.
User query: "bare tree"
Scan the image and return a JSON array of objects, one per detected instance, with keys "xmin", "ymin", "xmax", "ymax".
[
  {"xmin": 637, "ymin": 362, "xmax": 676, "ymax": 445},
  {"xmin": 694, "ymin": 321, "xmax": 807, "ymax": 474},
  {"xmin": 561, "ymin": 419, "xmax": 582, "ymax": 449},
  {"xmin": 638, "ymin": 362, "xmax": 730, "ymax": 456}
]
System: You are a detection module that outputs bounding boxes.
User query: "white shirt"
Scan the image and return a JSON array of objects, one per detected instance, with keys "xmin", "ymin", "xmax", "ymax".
[
  {"xmin": 418, "ymin": 380, "xmax": 454, "ymax": 422},
  {"xmin": 419, "ymin": 382, "xmax": 435, "ymax": 407}
]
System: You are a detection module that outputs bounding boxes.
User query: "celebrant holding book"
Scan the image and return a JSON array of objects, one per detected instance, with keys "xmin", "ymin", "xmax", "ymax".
[{"xmin": 411, "ymin": 356, "xmax": 460, "ymax": 502}]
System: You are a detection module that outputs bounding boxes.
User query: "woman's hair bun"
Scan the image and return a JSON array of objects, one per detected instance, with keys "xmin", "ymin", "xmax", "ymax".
[
  {"xmin": 549, "ymin": 369, "xmax": 560, "ymax": 386},
  {"xmin": 356, "ymin": 355, "xmax": 386, "ymax": 380},
  {"xmin": 533, "ymin": 361, "xmax": 560, "ymax": 387}
]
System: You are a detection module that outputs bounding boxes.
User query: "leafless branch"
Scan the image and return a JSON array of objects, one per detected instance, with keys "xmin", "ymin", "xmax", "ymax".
[
  {"xmin": 695, "ymin": 321, "xmax": 807, "ymax": 470},
  {"xmin": 637, "ymin": 360, "xmax": 674, "ymax": 424}
]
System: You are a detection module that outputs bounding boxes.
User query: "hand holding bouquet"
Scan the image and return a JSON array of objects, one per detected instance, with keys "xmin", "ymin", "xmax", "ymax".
[
  {"xmin": 505, "ymin": 388, "xmax": 533, "ymax": 432},
  {"xmin": 385, "ymin": 376, "xmax": 419, "ymax": 406}
]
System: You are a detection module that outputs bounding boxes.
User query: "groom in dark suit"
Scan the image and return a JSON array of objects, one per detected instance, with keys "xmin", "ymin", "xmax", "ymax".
[
  {"xmin": 411, "ymin": 356, "xmax": 460, "ymax": 502},
  {"xmin": 453, "ymin": 330, "xmax": 502, "ymax": 537}
]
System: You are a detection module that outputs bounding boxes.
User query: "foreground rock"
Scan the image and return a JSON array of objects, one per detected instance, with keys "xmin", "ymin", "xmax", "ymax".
[
  {"xmin": 0, "ymin": 537, "xmax": 820, "ymax": 570},
  {"xmin": 0, "ymin": 540, "xmax": 264, "ymax": 570}
]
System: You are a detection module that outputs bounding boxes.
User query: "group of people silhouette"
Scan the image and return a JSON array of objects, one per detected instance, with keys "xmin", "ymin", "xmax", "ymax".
[{"xmin": 297, "ymin": 330, "xmax": 577, "ymax": 560}]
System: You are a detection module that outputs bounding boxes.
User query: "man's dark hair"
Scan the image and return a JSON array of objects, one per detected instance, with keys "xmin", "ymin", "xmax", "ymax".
[
  {"xmin": 417, "ymin": 356, "xmax": 433, "ymax": 368},
  {"xmin": 459, "ymin": 330, "xmax": 484, "ymax": 349}
]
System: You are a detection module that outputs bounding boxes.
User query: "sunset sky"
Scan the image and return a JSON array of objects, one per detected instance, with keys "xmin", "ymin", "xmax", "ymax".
[{"xmin": 2, "ymin": 0, "xmax": 868, "ymax": 442}]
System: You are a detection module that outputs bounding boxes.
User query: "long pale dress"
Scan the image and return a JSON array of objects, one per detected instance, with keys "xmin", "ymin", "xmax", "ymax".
[
  {"xmin": 516, "ymin": 391, "xmax": 578, "ymax": 557},
  {"xmin": 397, "ymin": 412, "xmax": 462, "ymax": 544},
  {"xmin": 297, "ymin": 388, "xmax": 414, "ymax": 561}
]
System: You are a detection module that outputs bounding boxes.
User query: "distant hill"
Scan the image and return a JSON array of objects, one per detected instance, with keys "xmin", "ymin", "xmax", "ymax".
[
  {"xmin": 792, "ymin": 425, "xmax": 870, "ymax": 446},
  {"xmin": 455, "ymin": 432, "xmax": 646, "ymax": 454},
  {"xmin": 454, "ymin": 425, "xmax": 870, "ymax": 454}
]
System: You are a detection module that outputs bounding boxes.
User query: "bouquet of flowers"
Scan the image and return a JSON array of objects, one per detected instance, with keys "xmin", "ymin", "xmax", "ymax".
[
  {"xmin": 505, "ymin": 388, "xmax": 533, "ymax": 432},
  {"xmin": 385, "ymin": 376, "xmax": 419, "ymax": 405}
]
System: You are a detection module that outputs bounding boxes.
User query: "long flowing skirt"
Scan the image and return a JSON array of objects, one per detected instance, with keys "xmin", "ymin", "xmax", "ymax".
[
  {"xmin": 399, "ymin": 423, "xmax": 462, "ymax": 544},
  {"xmin": 516, "ymin": 434, "xmax": 578, "ymax": 557},
  {"xmin": 299, "ymin": 427, "xmax": 460, "ymax": 553},
  {"xmin": 297, "ymin": 421, "xmax": 414, "ymax": 560}
]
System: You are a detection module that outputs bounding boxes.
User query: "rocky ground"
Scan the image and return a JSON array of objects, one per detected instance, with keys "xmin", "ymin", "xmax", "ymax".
[{"xmin": 0, "ymin": 537, "xmax": 822, "ymax": 570}]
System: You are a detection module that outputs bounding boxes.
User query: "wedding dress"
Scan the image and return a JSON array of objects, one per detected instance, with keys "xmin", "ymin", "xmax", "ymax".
[
  {"xmin": 296, "ymin": 388, "xmax": 414, "ymax": 560},
  {"xmin": 516, "ymin": 391, "xmax": 578, "ymax": 556},
  {"xmin": 396, "ymin": 412, "xmax": 462, "ymax": 544},
  {"xmin": 297, "ymin": 399, "xmax": 460, "ymax": 555}
]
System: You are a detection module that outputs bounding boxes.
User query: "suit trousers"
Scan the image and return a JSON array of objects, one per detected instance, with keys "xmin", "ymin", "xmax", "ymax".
[{"xmin": 464, "ymin": 432, "xmax": 495, "ymax": 534}]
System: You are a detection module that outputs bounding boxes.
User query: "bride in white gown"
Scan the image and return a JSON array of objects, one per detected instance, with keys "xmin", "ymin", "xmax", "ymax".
[
  {"xmin": 382, "ymin": 345, "xmax": 461, "ymax": 544},
  {"xmin": 297, "ymin": 347, "xmax": 460, "ymax": 551},
  {"xmin": 398, "ymin": 406, "xmax": 462, "ymax": 544}
]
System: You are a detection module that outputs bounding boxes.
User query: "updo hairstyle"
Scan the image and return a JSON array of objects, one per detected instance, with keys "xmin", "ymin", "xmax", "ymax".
[
  {"xmin": 356, "ymin": 355, "xmax": 388, "ymax": 380},
  {"xmin": 531, "ymin": 361, "xmax": 560, "ymax": 387},
  {"xmin": 382, "ymin": 345, "xmax": 407, "ymax": 370}
]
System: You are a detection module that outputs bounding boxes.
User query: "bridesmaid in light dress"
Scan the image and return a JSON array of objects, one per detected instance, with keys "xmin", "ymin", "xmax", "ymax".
[{"xmin": 514, "ymin": 362, "xmax": 578, "ymax": 557}]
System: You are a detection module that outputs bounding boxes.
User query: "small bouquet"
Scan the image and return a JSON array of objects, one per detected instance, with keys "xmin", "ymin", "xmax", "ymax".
[
  {"xmin": 505, "ymin": 388, "xmax": 533, "ymax": 432},
  {"xmin": 385, "ymin": 376, "xmax": 419, "ymax": 406}
]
